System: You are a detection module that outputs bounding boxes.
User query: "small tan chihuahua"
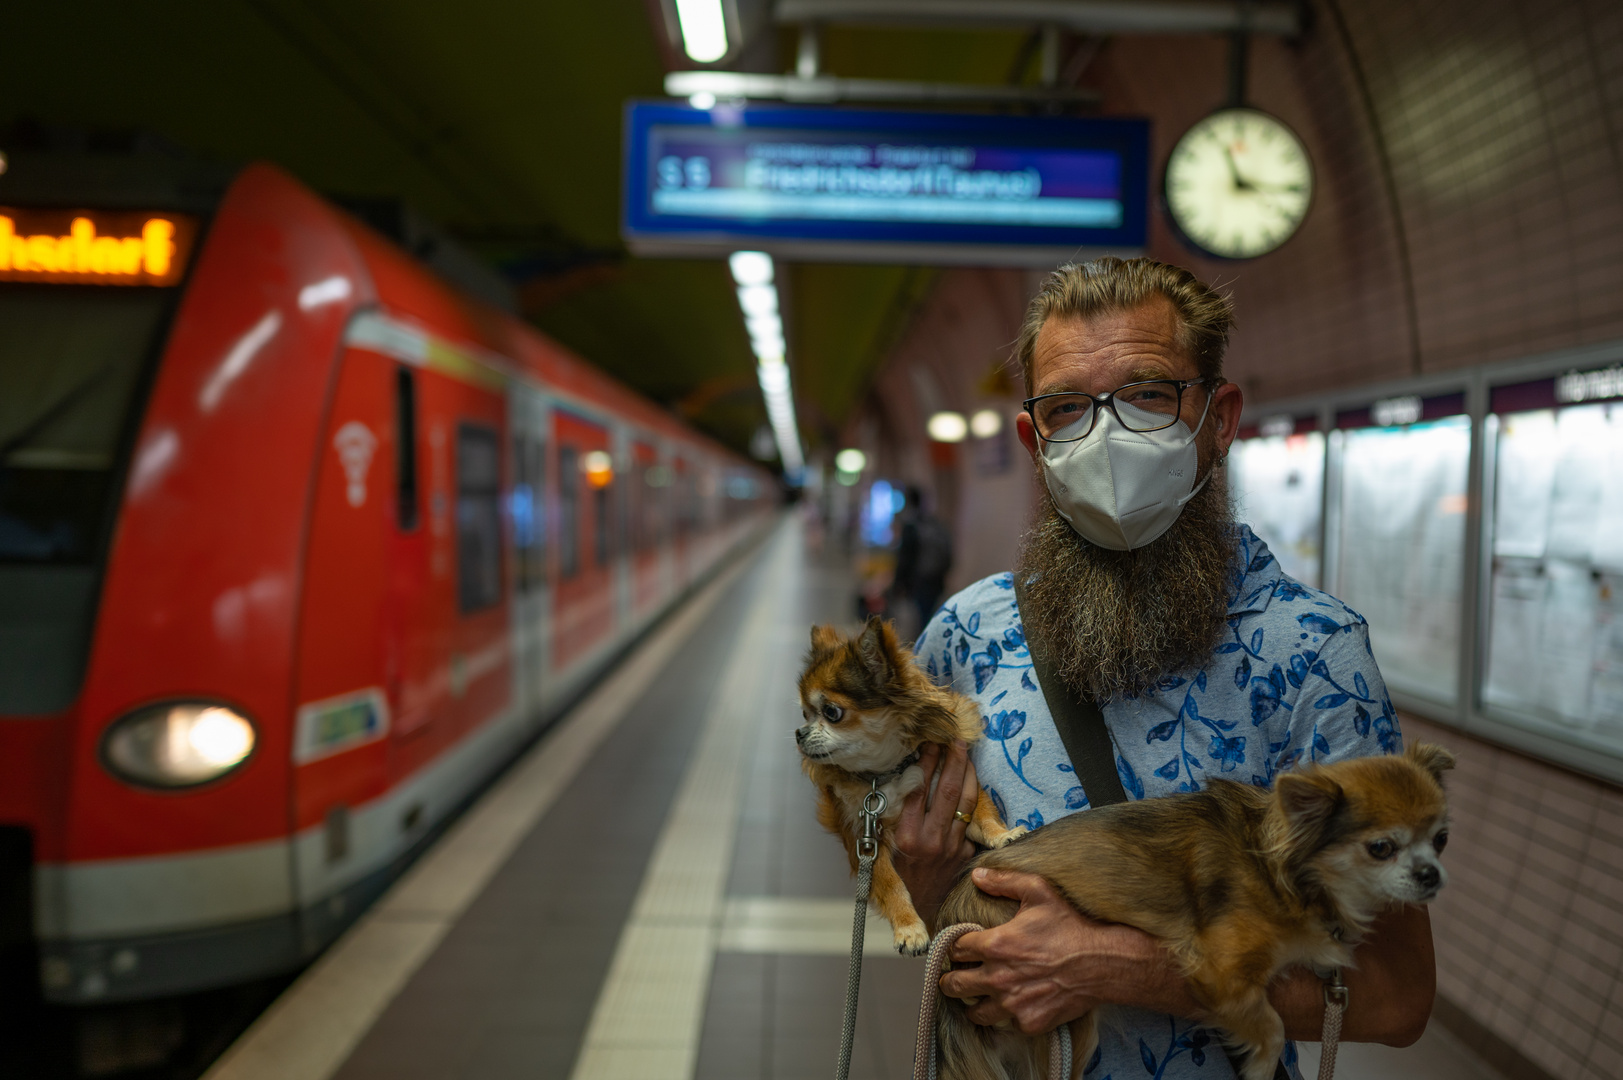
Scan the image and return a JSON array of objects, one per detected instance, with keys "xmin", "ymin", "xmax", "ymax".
[{"xmin": 796, "ymin": 617, "xmax": 1025, "ymax": 955}]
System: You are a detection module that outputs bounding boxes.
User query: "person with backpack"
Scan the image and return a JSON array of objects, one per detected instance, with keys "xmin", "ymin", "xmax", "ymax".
[{"xmin": 893, "ymin": 485, "xmax": 953, "ymax": 638}]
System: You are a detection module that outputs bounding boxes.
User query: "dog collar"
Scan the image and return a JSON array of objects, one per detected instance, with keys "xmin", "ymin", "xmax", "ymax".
[{"xmin": 856, "ymin": 748, "xmax": 923, "ymax": 785}]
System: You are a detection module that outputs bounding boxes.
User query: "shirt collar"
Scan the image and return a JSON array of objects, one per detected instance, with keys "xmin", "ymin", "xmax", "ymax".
[{"xmin": 1226, "ymin": 523, "xmax": 1283, "ymax": 617}]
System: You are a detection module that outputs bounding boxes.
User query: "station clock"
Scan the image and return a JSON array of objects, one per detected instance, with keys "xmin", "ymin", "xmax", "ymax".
[{"xmin": 1164, "ymin": 108, "xmax": 1313, "ymax": 259}]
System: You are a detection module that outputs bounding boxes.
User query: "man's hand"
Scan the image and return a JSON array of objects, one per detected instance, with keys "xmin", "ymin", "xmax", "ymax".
[
  {"xmin": 939, "ymin": 870, "xmax": 1437, "ymax": 1047},
  {"xmin": 938, "ymin": 869, "xmax": 1199, "ymax": 1034},
  {"xmin": 891, "ymin": 741, "xmax": 980, "ymax": 927}
]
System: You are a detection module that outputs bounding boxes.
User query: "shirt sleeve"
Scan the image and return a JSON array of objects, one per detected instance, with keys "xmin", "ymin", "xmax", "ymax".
[{"xmin": 1280, "ymin": 616, "xmax": 1404, "ymax": 769}]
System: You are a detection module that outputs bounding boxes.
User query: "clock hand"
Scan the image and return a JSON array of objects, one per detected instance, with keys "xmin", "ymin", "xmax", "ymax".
[{"xmin": 1223, "ymin": 146, "xmax": 1254, "ymax": 192}]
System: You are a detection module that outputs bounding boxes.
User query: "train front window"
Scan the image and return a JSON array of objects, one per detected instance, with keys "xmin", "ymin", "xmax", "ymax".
[{"xmin": 0, "ymin": 287, "xmax": 169, "ymax": 563}]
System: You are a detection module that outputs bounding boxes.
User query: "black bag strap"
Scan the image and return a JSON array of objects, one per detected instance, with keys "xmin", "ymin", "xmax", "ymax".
[{"xmin": 1012, "ymin": 575, "xmax": 1128, "ymax": 808}]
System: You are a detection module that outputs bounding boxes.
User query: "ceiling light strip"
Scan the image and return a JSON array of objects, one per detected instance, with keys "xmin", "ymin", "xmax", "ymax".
[{"xmin": 729, "ymin": 251, "xmax": 804, "ymax": 474}]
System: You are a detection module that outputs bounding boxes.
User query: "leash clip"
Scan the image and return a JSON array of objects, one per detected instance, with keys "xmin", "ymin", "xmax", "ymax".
[
  {"xmin": 1323, "ymin": 970, "xmax": 1349, "ymax": 1010},
  {"xmin": 858, "ymin": 779, "xmax": 887, "ymax": 858}
]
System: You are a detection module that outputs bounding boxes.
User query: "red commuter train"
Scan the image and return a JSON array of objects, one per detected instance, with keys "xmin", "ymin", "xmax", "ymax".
[{"xmin": 0, "ymin": 157, "xmax": 776, "ymax": 1005}]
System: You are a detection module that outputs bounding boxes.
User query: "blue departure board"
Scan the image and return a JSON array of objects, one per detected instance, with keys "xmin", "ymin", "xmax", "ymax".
[{"xmin": 622, "ymin": 102, "xmax": 1149, "ymax": 264}]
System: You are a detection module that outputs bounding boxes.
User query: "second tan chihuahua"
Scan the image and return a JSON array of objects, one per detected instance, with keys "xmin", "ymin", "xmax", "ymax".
[{"xmin": 797, "ymin": 616, "xmax": 1025, "ymax": 955}]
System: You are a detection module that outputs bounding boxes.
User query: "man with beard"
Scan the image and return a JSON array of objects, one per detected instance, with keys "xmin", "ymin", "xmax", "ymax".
[{"xmin": 892, "ymin": 258, "xmax": 1434, "ymax": 1078}]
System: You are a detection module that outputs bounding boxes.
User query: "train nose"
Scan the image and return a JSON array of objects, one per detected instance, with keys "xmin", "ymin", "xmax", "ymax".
[{"xmin": 1414, "ymin": 864, "xmax": 1440, "ymax": 891}]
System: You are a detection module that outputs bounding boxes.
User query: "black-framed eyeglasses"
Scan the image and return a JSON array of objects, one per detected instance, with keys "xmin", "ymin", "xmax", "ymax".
[{"xmin": 1023, "ymin": 377, "xmax": 1215, "ymax": 443}]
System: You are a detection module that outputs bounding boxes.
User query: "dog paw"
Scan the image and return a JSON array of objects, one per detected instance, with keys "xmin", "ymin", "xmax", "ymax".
[
  {"xmin": 893, "ymin": 922, "xmax": 930, "ymax": 956},
  {"xmin": 987, "ymin": 826, "xmax": 1027, "ymax": 848}
]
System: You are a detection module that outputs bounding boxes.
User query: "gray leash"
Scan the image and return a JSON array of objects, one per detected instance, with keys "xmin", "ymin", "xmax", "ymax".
[
  {"xmin": 914, "ymin": 923, "xmax": 1071, "ymax": 1080},
  {"xmin": 1316, "ymin": 971, "xmax": 1348, "ymax": 1080},
  {"xmin": 835, "ymin": 781, "xmax": 887, "ymax": 1080}
]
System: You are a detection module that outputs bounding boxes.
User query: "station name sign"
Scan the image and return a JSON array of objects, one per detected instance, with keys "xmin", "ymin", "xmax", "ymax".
[
  {"xmin": 0, "ymin": 207, "xmax": 198, "ymax": 285},
  {"xmin": 622, "ymin": 103, "xmax": 1149, "ymax": 265}
]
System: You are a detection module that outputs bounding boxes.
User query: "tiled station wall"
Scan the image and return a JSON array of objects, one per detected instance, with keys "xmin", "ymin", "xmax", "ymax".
[
  {"xmin": 852, "ymin": 1, "xmax": 1623, "ymax": 1075},
  {"xmin": 1407, "ymin": 715, "xmax": 1623, "ymax": 1080}
]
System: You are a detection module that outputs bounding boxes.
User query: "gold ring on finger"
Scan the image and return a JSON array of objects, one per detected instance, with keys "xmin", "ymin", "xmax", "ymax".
[{"xmin": 953, "ymin": 810, "xmax": 971, "ymax": 823}]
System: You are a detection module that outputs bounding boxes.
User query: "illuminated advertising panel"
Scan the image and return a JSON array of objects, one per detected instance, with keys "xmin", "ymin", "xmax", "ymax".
[
  {"xmin": 0, "ymin": 207, "xmax": 198, "ymax": 285},
  {"xmin": 622, "ymin": 103, "xmax": 1149, "ymax": 263}
]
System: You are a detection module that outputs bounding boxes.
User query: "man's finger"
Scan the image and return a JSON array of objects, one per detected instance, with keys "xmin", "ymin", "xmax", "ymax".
[
  {"xmin": 938, "ymin": 962, "xmax": 989, "ymax": 1000},
  {"xmin": 971, "ymin": 867, "xmax": 1062, "ymax": 906},
  {"xmin": 945, "ymin": 927, "xmax": 991, "ymax": 964},
  {"xmin": 903, "ymin": 745, "xmax": 941, "ymax": 814},
  {"xmin": 954, "ymin": 756, "xmax": 979, "ymax": 826},
  {"xmin": 928, "ymin": 740, "xmax": 970, "ymax": 825},
  {"xmin": 964, "ymin": 1000, "xmax": 1012, "ymax": 1027}
]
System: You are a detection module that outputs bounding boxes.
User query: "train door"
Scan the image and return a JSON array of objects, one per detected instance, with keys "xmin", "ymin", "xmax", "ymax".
[
  {"xmin": 508, "ymin": 386, "xmax": 548, "ymax": 724},
  {"xmin": 289, "ymin": 346, "xmax": 399, "ymax": 921},
  {"xmin": 551, "ymin": 409, "xmax": 615, "ymax": 673},
  {"xmin": 629, "ymin": 437, "xmax": 665, "ymax": 616}
]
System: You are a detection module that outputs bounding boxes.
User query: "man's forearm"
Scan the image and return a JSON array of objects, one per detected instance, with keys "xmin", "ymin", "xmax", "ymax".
[
  {"xmin": 1270, "ymin": 907, "xmax": 1435, "ymax": 1046},
  {"xmin": 1098, "ymin": 907, "xmax": 1435, "ymax": 1048}
]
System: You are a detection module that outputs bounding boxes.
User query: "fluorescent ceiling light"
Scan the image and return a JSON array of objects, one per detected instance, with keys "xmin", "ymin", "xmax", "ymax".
[
  {"xmin": 927, "ymin": 411, "xmax": 968, "ymax": 443},
  {"xmin": 746, "ymin": 312, "xmax": 782, "ymax": 338},
  {"xmin": 750, "ymin": 334, "xmax": 786, "ymax": 359},
  {"xmin": 688, "ymin": 91, "xmax": 717, "ymax": 110},
  {"xmin": 674, "ymin": 0, "xmax": 728, "ymax": 63},
  {"xmin": 729, "ymin": 250, "xmax": 774, "ymax": 286},
  {"xmin": 969, "ymin": 409, "xmax": 1003, "ymax": 438},
  {"xmin": 737, "ymin": 284, "xmax": 778, "ymax": 318},
  {"xmin": 834, "ymin": 448, "xmax": 867, "ymax": 473}
]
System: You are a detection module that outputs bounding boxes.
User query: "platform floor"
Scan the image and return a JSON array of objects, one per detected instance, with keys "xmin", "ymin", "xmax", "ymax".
[{"xmin": 204, "ymin": 515, "xmax": 1508, "ymax": 1080}]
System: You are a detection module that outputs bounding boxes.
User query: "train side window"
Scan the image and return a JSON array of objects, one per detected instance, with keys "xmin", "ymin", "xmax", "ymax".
[
  {"xmin": 558, "ymin": 445, "xmax": 580, "ymax": 578},
  {"xmin": 395, "ymin": 367, "xmax": 420, "ymax": 531},
  {"xmin": 594, "ymin": 484, "xmax": 610, "ymax": 567},
  {"xmin": 512, "ymin": 435, "xmax": 545, "ymax": 591},
  {"xmin": 456, "ymin": 423, "xmax": 502, "ymax": 612}
]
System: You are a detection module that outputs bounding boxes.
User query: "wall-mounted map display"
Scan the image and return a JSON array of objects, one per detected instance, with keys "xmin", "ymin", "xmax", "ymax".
[
  {"xmin": 1230, "ymin": 432, "xmax": 1324, "ymax": 587},
  {"xmin": 1332, "ymin": 416, "xmax": 1471, "ymax": 706},
  {"xmin": 1484, "ymin": 405, "xmax": 1623, "ymax": 749}
]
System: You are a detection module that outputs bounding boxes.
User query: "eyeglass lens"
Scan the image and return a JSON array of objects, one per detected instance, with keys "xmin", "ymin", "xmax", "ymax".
[{"xmin": 1031, "ymin": 381, "xmax": 1187, "ymax": 441}]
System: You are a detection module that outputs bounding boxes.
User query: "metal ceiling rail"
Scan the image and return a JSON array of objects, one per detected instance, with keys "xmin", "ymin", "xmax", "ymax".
[
  {"xmin": 773, "ymin": 0, "xmax": 1303, "ymax": 36},
  {"xmin": 664, "ymin": 70, "xmax": 1100, "ymax": 104}
]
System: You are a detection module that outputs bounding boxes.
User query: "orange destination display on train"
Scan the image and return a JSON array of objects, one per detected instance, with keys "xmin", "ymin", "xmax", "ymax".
[{"xmin": 0, "ymin": 207, "xmax": 197, "ymax": 285}]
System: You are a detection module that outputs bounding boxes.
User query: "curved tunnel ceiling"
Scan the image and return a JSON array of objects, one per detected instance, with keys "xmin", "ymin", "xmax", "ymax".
[{"xmin": 0, "ymin": 2, "xmax": 1057, "ymax": 456}]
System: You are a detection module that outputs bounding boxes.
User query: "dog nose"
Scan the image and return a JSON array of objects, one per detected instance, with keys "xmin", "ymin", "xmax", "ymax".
[
  {"xmin": 794, "ymin": 726, "xmax": 806, "ymax": 744},
  {"xmin": 1414, "ymin": 865, "xmax": 1440, "ymax": 891}
]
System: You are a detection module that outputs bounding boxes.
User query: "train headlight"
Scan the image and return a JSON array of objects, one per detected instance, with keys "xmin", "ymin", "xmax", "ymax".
[{"xmin": 101, "ymin": 703, "xmax": 257, "ymax": 788}]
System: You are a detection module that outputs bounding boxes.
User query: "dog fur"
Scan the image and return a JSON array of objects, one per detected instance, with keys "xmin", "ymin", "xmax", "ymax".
[
  {"xmin": 933, "ymin": 741, "xmax": 1455, "ymax": 1080},
  {"xmin": 797, "ymin": 616, "xmax": 1027, "ymax": 955}
]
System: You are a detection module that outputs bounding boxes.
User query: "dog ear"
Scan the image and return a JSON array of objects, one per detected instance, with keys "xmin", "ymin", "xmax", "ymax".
[
  {"xmin": 1275, "ymin": 770, "xmax": 1345, "ymax": 835},
  {"xmin": 809, "ymin": 624, "xmax": 841, "ymax": 653},
  {"xmin": 856, "ymin": 616, "xmax": 895, "ymax": 686},
  {"xmin": 1405, "ymin": 741, "xmax": 1456, "ymax": 784}
]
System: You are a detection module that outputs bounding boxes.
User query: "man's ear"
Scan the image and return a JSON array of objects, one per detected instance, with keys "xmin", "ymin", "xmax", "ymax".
[
  {"xmin": 1015, "ymin": 410, "xmax": 1041, "ymax": 459},
  {"xmin": 1211, "ymin": 379, "xmax": 1244, "ymax": 457},
  {"xmin": 809, "ymin": 624, "xmax": 841, "ymax": 653},
  {"xmin": 1405, "ymin": 741, "xmax": 1456, "ymax": 785},
  {"xmin": 856, "ymin": 616, "xmax": 895, "ymax": 686}
]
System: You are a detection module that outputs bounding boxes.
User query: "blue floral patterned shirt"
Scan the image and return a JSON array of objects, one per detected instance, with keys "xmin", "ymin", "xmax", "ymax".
[{"xmin": 920, "ymin": 524, "xmax": 1401, "ymax": 1080}]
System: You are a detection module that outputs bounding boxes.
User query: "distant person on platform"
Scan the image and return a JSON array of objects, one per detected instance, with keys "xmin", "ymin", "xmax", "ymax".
[
  {"xmin": 892, "ymin": 485, "xmax": 954, "ymax": 637},
  {"xmin": 890, "ymin": 257, "xmax": 1434, "ymax": 1080}
]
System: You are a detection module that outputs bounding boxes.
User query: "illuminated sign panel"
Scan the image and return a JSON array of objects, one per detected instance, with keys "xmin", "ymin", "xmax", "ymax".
[
  {"xmin": 623, "ymin": 103, "xmax": 1149, "ymax": 264},
  {"xmin": 0, "ymin": 208, "xmax": 198, "ymax": 285}
]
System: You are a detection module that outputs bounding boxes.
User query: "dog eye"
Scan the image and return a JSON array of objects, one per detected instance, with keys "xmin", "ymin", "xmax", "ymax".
[
  {"xmin": 821, "ymin": 703, "xmax": 844, "ymax": 722},
  {"xmin": 1433, "ymin": 830, "xmax": 1448, "ymax": 854},
  {"xmin": 1366, "ymin": 839, "xmax": 1397, "ymax": 860}
]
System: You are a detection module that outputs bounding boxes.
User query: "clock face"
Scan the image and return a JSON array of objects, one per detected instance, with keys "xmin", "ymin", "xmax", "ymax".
[{"xmin": 1165, "ymin": 108, "xmax": 1313, "ymax": 259}]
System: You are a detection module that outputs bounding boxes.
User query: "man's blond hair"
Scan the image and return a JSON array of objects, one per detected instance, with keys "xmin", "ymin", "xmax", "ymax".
[{"xmin": 1014, "ymin": 257, "xmax": 1236, "ymax": 394}]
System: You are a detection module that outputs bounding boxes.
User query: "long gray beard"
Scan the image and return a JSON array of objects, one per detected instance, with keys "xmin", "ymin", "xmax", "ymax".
[{"xmin": 1015, "ymin": 467, "xmax": 1240, "ymax": 701}]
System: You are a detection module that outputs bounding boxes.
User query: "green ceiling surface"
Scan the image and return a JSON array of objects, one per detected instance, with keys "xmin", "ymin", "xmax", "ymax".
[{"xmin": 3, "ymin": 2, "xmax": 1037, "ymax": 456}]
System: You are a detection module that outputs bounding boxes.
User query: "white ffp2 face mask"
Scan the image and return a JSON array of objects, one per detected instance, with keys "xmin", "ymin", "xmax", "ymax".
[{"xmin": 1039, "ymin": 393, "xmax": 1212, "ymax": 551}]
